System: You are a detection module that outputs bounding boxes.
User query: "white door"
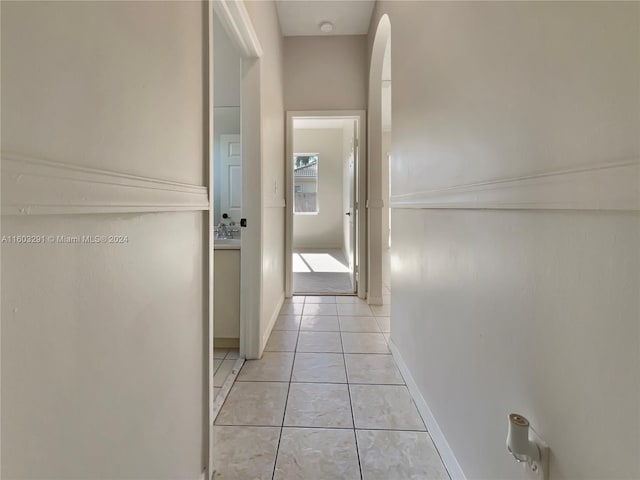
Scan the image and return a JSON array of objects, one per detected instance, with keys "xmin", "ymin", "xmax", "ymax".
[
  {"xmin": 342, "ymin": 121, "xmax": 357, "ymax": 292},
  {"xmin": 220, "ymin": 134, "xmax": 242, "ymax": 224}
]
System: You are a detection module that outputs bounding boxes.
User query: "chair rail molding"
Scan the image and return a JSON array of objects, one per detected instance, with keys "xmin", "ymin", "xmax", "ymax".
[
  {"xmin": 1, "ymin": 153, "xmax": 209, "ymax": 215},
  {"xmin": 390, "ymin": 159, "xmax": 640, "ymax": 211}
]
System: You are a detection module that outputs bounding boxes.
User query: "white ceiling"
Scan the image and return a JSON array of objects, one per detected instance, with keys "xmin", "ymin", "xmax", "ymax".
[{"xmin": 275, "ymin": 1, "xmax": 375, "ymax": 36}]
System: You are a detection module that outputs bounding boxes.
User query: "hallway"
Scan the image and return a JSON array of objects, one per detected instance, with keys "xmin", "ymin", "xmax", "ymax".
[{"xmin": 213, "ymin": 295, "xmax": 449, "ymax": 479}]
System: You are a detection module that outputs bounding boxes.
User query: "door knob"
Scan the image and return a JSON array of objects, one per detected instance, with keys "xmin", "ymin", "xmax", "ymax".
[{"xmin": 345, "ymin": 212, "xmax": 351, "ymax": 216}]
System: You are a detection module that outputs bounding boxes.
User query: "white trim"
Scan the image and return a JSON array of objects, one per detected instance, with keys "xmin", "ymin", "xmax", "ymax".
[
  {"xmin": 206, "ymin": 2, "xmax": 215, "ymax": 478},
  {"xmin": 261, "ymin": 293, "xmax": 285, "ymax": 352},
  {"xmin": 212, "ymin": 357, "xmax": 244, "ymax": 421},
  {"xmin": 285, "ymin": 111, "xmax": 367, "ymax": 298},
  {"xmin": 391, "ymin": 159, "xmax": 640, "ymax": 211},
  {"xmin": 239, "ymin": 57, "xmax": 262, "ymax": 360},
  {"xmin": 1, "ymin": 153, "xmax": 208, "ymax": 215},
  {"xmin": 212, "ymin": 0, "xmax": 262, "ymax": 58},
  {"xmin": 388, "ymin": 339, "xmax": 467, "ymax": 480}
]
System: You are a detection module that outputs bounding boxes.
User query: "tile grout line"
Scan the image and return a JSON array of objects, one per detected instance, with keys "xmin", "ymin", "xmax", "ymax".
[
  {"xmin": 339, "ymin": 312, "xmax": 364, "ymax": 480},
  {"xmin": 270, "ymin": 297, "xmax": 304, "ymax": 480}
]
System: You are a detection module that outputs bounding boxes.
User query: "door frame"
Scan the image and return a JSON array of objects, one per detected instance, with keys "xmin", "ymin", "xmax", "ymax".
[
  {"xmin": 285, "ymin": 110, "xmax": 367, "ymax": 299},
  {"xmin": 208, "ymin": 1, "xmax": 262, "ymax": 478}
]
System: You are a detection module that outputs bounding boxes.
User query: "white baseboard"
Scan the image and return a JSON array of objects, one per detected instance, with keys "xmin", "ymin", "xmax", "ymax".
[
  {"xmin": 388, "ymin": 339, "xmax": 466, "ymax": 480},
  {"xmin": 261, "ymin": 293, "xmax": 285, "ymax": 353}
]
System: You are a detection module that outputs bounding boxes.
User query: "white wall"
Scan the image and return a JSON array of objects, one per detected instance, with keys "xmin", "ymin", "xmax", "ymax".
[
  {"xmin": 244, "ymin": 0, "xmax": 287, "ymax": 355},
  {"xmin": 293, "ymin": 128, "xmax": 345, "ymax": 249},
  {"xmin": 370, "ymin": 2, "xmax": 640, "ymax": 479},
  {"xmin": 1, "ymin": 2, "xmax": 206, "ymax": 478},
  {"xmin": 284, "ymin": 35, "xmax": 368, "ymax": 110},
  {"xmin": 213, "ymin": 13, "xmax": 240, "ymax": 108}
]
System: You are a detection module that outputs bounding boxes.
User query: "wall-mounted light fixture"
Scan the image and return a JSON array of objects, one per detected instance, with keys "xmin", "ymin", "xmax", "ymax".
[{"xmin": 507, "ymin": 413, "xmax": 549, "ymax": 479}]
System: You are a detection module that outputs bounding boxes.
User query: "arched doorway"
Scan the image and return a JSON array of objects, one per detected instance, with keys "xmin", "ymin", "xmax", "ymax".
[{"xmin": 367, "ymin": 14, "xmax": 391, "ymax": 305}]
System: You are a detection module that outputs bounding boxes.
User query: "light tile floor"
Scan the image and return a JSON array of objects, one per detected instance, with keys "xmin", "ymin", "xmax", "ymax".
[
  {"xmin": 213, "ymin": 295, "xmax": 450, "ymax": 480},
  {"xmin": 214, "ymin": 348, "xmax": 240, "ymax": 399}
]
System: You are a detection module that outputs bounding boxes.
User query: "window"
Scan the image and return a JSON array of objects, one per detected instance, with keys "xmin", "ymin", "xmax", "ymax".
[{"xmin": 293, "ymin": 154, "xmax": 318, "ymax": 214}]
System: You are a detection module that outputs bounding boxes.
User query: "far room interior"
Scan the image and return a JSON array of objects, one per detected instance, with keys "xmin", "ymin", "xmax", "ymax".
[{"xmin": 291, "ymin": 116, "xmax": 359, "ymax": 295}]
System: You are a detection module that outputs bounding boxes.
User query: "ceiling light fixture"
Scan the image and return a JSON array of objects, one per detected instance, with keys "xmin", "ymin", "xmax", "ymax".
[{"xmin": 319, "ymin": 21, "xmax": 333, "ymax": 33}]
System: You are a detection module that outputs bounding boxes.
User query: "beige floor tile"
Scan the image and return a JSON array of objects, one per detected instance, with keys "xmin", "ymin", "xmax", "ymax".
[
  {"xmin": 284, "ymin": 296, "xmax": 305, "ymax": 304},
  {"xmin": 376, "ymin": 316, "xmax": 391, "ymax": 333},
  {"xmin": 350, "ymin": 384, "xmax": 425, "ymax": 431},
  {"xmin": 215, "ymin": 382, "xmax": 289, "ymax": 426},
  {"xmin": 339, "ymin": 316, "xmax": 381, "ymax": 332},
  {"xmin": 213, "ymin": 349, "xmax": 228, "ymax": 359},
  {"xmin": 264, "ymin": 330, "xmax": 298, "ymax": 352},
  {"xmin": 335, "ymin": 296, "xmax": 368, "ymax": 304},
  {"xmin": 337, "ymin": 303, "xmax": 373, "ymax": 316},
  {"xmin": 225, "ymin": 349, "xmax": 239, "ymax": 359},
  {"xmin": 303, "ymin": 303, "xmax": 338, "ymax": 316},
  {"xmin": 292, "ymin": 353, "xmax": 347, "ymax": 383},
  {"xmin": 357, "ymin": 430, "xmax": 450, "ymax": 480},
  {"xmin": 213, "ymin": 426, "xmax": 280, "ymax": 480},
  {"xmin": 296, "ymin": 332, "xmax": 342, "ymax": 353},
  {"xmin": 273, "ymin": 314, "xmax": 302, "ymax": 331},
  {"xmin": 214, "ymin": 387, "xmax": 222, "ymax": 399},
  {"xmin": 341, "ymin": 332, "xmax": 389, "ymax": 354},
  {"xmin": 344, "ymin": 354, "xmax": 404, "ymax": 384},
  {"xmin": 214, "ymin": 359, "xmax": 238, "ymax": 387},
  {"xmin": 284, "ymin": 383, "xmax": 353, "ymax": 428},
  {"xmin": 304, "ymin": 295, "xmax": 336, "ymax": 304},
  {"xmin": 280, "ymin": 303, "xmax": 304, "ymax": 315},
  {"xmin": 300, "ymin": 315, "xmax": 340, "ymax": 332},
  {"xmin": 237, "ymin": 352, "xmax": 294, "ymax": 382},
  {"xmin": 371, "ymin": 304, "xmax": 391, "ymax": 317},
  {"xmin": 274, "ymin": 428, "xmax": 360, "ymax": 480}
]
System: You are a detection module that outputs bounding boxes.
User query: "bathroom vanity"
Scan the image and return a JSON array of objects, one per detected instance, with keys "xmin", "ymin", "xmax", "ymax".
[{"xmin": 213, "ymin": 239, "xmax": 240, "ymax": 348}]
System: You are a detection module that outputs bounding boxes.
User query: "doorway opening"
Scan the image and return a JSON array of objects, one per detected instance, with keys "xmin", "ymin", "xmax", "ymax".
[
  {"xmin": 212, "ymin": 11, "xmax": 243, "ymax": 401},
  {"xmin": 285, "ymin": 112, "xmax": 366, "ymax": 298}
]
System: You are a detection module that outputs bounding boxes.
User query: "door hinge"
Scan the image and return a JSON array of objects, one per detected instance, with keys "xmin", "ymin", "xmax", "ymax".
[
  {"xmin": 240, "ymin": 218, "xmax": 247, "ymax": 227},
  {"xmin": 354, "ymin": 138, "xmax": 359, "ymax": 149}
]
